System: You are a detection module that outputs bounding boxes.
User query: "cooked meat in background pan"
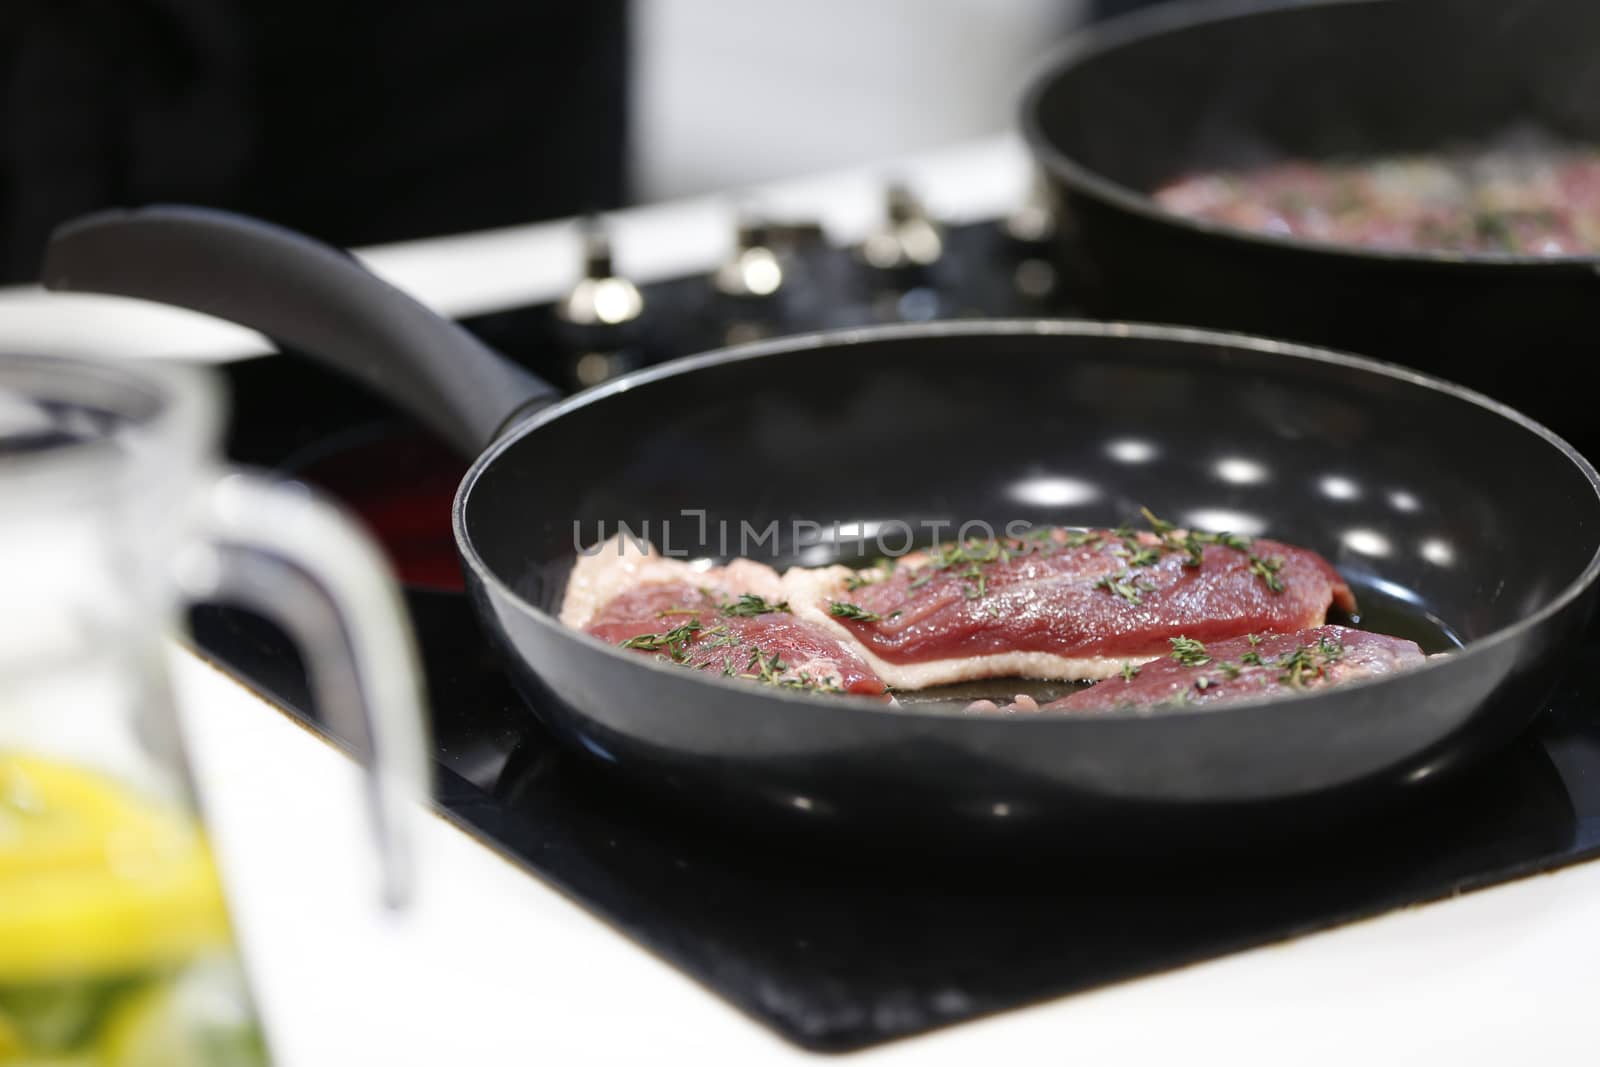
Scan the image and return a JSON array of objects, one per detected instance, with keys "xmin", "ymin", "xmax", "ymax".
[{"xmin": 1155, "ymin": 142, "xmax": 1600, "ymax": 255}]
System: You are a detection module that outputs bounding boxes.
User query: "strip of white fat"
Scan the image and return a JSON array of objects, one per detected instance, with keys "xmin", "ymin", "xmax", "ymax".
[
  {"xmin": 559, "ymin": 534, "xmax": 783, "ymax": 629},
  {"xmin": 777, "ymin": 564, "xmax": 1160, "ymax": 689}
]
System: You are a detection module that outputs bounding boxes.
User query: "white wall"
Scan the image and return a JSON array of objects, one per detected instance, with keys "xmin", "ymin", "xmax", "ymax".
[{"xmin": 629, "ymin": 0, "xmax": 1084, "ymax": 201}]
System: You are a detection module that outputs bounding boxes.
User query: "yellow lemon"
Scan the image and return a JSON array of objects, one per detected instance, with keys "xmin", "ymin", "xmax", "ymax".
[{"xmin": 0, "ymin": 754, "xmax": 231, "ymax": 985}]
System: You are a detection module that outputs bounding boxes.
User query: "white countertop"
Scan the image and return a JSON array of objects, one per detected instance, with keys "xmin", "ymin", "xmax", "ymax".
[
  {"xmin": 175, "ymin": 648, "xmax": 1600, "ymax": 1066},
  {"xmin": 11, "ymin": 134, "xmax": 1599, "ymax": 1064}
]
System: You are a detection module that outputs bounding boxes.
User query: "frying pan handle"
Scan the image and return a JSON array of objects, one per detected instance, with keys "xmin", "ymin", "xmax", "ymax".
[{"xmin": 41, "ymin": 205, "xmax": 560, "ymax": 456}]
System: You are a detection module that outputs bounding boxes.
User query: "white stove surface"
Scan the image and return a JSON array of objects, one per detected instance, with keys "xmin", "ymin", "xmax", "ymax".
[{"xmin": 0, "ymin": 135, "xmax": 1031, "ymax": 361}]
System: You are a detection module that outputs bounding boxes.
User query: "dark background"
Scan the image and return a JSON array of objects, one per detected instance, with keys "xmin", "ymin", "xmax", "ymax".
[
  {"xmin": 0, "ymin": 0, "xmax": 1172, "ymax": 284},
  {"xmin": 0, "ymin": 0, "xmax": 627, "ymax": 281}
]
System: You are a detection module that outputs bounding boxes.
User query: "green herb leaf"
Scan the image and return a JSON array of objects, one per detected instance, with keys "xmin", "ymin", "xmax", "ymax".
[
  {"xmin": 1095, "ymin": 569, "xmax": 1145, "ymax": 604},
  {"xmin": 1248, "ymin": 553, "xmax": 1286, "ymax": 594},
  {"xmin": 1121, "ymin": 661, "xmax": 1141, "ymax": 682},
  {"xmin": 1124, "ymin": 543, "xmax": 1161, "ymax": 567},
  {"xmin": 829, "ymin": 601, "xmax": 882, "ymax": 623},
  {"xmin": 1169, "ymin": 636, "xmax": 1211, "ymax": 667},
  {"xmin": 1140, "ymin": 507, "xmax": 1176, "ymax": 535},
  {"xmin": 619, "ymin": 620, "xmax": 703, "ymax": 662},
  {"xmin": 720, "ymin": 593, "xmax": 791, "ymax": 617},
  {"xmin": 1278, "ymin": 645, "xmax": 1320, "ymax": 688}
]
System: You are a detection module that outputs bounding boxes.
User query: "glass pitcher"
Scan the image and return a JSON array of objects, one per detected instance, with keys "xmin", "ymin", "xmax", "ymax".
[{"xmin": 0, "ymin": 352, "xmax": 429, "ymax": 1065}]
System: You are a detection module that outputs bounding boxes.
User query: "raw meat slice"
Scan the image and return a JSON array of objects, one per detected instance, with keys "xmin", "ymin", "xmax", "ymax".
[
  {"xmin": 567, "ymin": 538, "xmax": 887, "ymax": 695},
  {"xmin": 790, "ymin": 523, "xmax": 1355, "ymax": 688},
  {"xmin": 563, "ymin": 518, "xmax": 1359, "ymax": 694},
  {"xmin": 973, "ymin": 626, "xmax": 1426, "ymax": 713}
]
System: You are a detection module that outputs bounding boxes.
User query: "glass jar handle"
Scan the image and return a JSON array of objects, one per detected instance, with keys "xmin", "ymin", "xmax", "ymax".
[{"xmin": 173, "ymin": 469, "xmax": 431, "ymax": 909}]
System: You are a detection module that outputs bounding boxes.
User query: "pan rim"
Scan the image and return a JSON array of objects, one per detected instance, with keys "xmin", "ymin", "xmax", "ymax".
[
  {"xmin": 1017, "ymin": 0, "xmax": 1600, "ymax": 270},
  {"xmin": 452, "ymin": 318, "xmax": 1600, "ymax": 723}
]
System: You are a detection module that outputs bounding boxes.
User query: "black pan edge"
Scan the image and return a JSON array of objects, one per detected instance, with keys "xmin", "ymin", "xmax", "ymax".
[{"xmin": 449, "ymin": 318, "xmax": 1600, "ymax": 725}]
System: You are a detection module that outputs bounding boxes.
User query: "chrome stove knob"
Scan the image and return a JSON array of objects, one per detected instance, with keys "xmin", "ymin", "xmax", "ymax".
[
  {"xmin": 556, "ymin": 218, "xmax": 644, "ymax": 388},
  {"xmin": 858, "ymin": 183, "xmax": 944, "ymax": 272},
  {"xmin": 557, "ymin": 218, "xmax": 643, "ymax": 328},
  {"xmin": 713, "ymin": 219, "xmax": 785, "ymax": 299}
]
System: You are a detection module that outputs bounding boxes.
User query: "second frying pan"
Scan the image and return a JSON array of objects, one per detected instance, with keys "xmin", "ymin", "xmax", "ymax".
[
  {"xmin": 43, "ymin": 207, "xmax": 1600, "ymax": 834},
  {"xmin": 1021, "ymin": 0, "xmax": 1600, "ymax": 456}
]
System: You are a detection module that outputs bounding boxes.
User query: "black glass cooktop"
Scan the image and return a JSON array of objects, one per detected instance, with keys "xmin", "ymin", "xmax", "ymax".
[{"xmin": 189, "ymin": 217, "xmax": 1600, "ymax": 1052}]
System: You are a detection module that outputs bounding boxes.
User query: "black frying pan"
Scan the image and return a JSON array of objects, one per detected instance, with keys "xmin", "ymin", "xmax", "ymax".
[
  {"xmin": 1022, "ymin": 0, "xmax": 1600, "ymax": 457},
  {"xmin": 42, "ymin": 207, "xmax": 1600, "ymax": 837}
]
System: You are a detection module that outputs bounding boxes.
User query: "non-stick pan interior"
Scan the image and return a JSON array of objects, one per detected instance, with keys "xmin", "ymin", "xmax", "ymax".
[
  {"xmin": 1028, "ymin": 0, "xmax": 1600, "ymax": 195},
  {"xmin": 464, "ymin": 323, "xmax": 1599, "ymax": 647}
]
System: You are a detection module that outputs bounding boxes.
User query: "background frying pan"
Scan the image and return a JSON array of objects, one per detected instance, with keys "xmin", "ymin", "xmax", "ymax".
[
  {"xmin": 42, "ymin": 207, "xmax": 1600, "ymax": 837},
  {"xmin": 1022, "ymin": 0, "xmax": 1600, "ymax": 458}
]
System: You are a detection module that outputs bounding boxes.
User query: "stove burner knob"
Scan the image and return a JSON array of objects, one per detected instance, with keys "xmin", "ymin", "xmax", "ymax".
[
  {"xmin": 1004, "ymin": 169, "xmax": 1058, "ymax": 245},
  {"xmin": 555, "ymin": 219, "xmax": 645, "ymax": 390},
  {"xmin": 557, "ymin": 219, "xmax": 643, "ymax": 327},
  {"xmin": 858, "ymin": 184, "xmax": 944, "ymax": 272},
  {"xmin": 714, "ymin": 220, "xmax": 785, "ymax": 299}
]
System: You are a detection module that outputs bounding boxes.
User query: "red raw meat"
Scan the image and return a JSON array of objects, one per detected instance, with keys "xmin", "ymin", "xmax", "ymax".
[
  {"xmin": 818, "ymin": 525, "xmax": 1355, "ymax": 673},
  {"xmin": 997, "ymin": 626, "xmax": 1428, "ymax": 712},
  {"xmin": 584, "ymin": 581, "xmax": 887, "ymax": 696}
]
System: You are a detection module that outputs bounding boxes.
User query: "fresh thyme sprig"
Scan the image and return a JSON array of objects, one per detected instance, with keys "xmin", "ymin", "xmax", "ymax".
[
  {"xmin": 1182, "ymin": 633, "xmax": 1346, "ymax": 690},
  {"xmin": 1247, "ymin": 553, "xmax": 1286, "ymax": 593},
  {"xmin": 738, "ymin": 645, "xmax": 844, "ymax": 693},
  {"xmin": 699, "ymin": 625, "xmax": 738, "ymax": 649},
  {"xmin": 745, "ymin": 647, "xmax": 787, "ymax": 683},
  {"xmin": 905, "ymin": 537, "xmax": 1010, "ymax": 598},
  {"xmin": 1137, "ymin": 510, "xmax": 1286, "ymax": 593},
  {"xmin": 1114, "ymin": 541, "xmax": 1162, "ymax": 567},
  {"xmin": 1140, "ymin": 507, "xmax": 1176, "ymax": 535},
  {"xmin": 1277, "ymin": 645, "xmax": 1321, "ymax": 688},
  {"xmin": 1096, "ymin": 569, "xmax": 1149, "ymax": 604},
  {"xmin": 720, "ymin": 593, "xmax": 790, "ymax": 617},
  {"xmin": 619, "ymin": 620, "xmax": 703, "ymax": 661},
  {"xmin": 1169, "ymin": 636, "xmax": 1211, "ymax": 667},
  {"xmin": 829, "ymin": 601, "xmax": 882, "ymax": 622}
]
